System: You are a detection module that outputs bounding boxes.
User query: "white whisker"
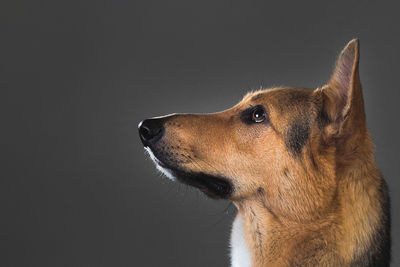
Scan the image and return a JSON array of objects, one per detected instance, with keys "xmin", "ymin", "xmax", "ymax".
[{"xmin": 144, "ymin": 147, "xmax": 176, "ymax": 181}]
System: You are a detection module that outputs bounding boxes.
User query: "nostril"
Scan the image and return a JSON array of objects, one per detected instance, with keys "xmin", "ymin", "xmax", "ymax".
[
  {"xmin": 139, "ymin": 125, "xmax": 152, "ymax": 140},
  {"xmin": 138, "ymin": 119, "xmax": 165, "ymax": 145}
]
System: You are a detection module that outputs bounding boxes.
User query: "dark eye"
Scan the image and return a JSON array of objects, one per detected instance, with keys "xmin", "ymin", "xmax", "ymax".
[
  {"xmin": 251, "ymin": 107, "xmax": 266, "ymax": 123},
  {"xmin": 239, "ymin": 105, "xmax": 268, "ymax": 125}
]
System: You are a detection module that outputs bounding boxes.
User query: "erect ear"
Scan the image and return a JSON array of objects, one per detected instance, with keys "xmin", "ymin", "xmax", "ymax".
[{"xmin": 318, "ymin": 39, "xmax": 365, "ymax": 136}]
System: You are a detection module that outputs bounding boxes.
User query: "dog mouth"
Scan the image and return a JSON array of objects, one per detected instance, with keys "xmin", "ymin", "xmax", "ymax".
[{"xmin": 144, "ymin": 147, "xmax": 233, "ymax": 199}]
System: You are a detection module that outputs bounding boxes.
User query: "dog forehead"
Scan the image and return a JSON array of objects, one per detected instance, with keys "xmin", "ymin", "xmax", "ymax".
[{"xmin": 242, "ymin": 87, "xmax": 314, "ymax": 110}]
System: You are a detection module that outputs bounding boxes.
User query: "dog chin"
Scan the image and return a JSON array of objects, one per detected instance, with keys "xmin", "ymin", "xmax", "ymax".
[
  {"xmin": 144, "ymin": 147, "xmax": 233, "ymax": 199},
  {"xmin": 144, "ymin": 147, "xmax": 176, "ymax": 181}
]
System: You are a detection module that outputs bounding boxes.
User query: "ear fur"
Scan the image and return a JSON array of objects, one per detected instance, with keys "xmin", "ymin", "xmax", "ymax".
[{"xmin": 318, "ymin": 39, "xmax": 366, "ymax": 136}]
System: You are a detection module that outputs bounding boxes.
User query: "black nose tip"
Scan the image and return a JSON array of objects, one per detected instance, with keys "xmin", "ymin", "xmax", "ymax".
[{"xmin": 138, "ymin": 118, "xmax": 164, "ymax": 146}]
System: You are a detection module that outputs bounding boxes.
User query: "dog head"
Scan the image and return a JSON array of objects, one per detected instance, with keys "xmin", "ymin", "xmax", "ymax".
[{"xmin": 139, "ymin": 39, "xmax": 368, "ymax": 222}]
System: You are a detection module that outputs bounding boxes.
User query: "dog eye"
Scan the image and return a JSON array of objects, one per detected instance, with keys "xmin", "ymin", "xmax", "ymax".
[
  {"xmin": 239, "ymin": 105, "xmax": 268, "ymax": 125},
  {"xmin": 251, "ymin": 107, "xmax": 266, "ymax": 123}
]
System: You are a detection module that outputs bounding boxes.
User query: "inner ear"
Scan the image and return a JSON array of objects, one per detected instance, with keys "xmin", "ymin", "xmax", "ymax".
[{"xmin": 322, "ymin": 39, "xmax": 362, "ymax": 127}]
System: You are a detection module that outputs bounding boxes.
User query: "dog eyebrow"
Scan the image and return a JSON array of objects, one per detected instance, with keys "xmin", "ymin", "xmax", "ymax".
[{"xmin": 251, "ymin": 94, "xmax": 263, "ymax": 101}]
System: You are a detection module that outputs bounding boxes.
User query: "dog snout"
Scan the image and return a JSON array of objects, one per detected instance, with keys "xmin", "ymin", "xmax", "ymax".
[{"xmin": 138, "ymin": 118, "xmax": 165, "ymax": 146}]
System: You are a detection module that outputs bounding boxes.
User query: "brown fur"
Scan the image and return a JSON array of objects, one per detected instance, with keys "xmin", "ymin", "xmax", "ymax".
[{"xmin": 139, "ymin": 39, "xmax": 390, "ymax": 266}]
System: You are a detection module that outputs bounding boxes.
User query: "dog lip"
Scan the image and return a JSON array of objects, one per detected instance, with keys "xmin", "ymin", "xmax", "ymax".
[
  {"xmin": 155, "ymin": 157, "xmax": 167, "ymax": 168},
  {"xmin": 146, "ymin": 147, "xmax": 233, "ymax": 199},
  {"xmin": 162, "ymin": 164, "xmax": 233, "ymax": 199}
]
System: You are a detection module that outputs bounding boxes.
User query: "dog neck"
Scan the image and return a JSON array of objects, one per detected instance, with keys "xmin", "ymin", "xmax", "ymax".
[{"xmin": 231, "ymin": 158, "xmax": 388, "ymax": 267}]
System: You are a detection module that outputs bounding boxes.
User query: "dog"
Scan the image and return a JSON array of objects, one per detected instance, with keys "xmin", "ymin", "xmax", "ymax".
[{"xmin": 138, "ymin": 39, "xmax": 391, "ymax": 266}]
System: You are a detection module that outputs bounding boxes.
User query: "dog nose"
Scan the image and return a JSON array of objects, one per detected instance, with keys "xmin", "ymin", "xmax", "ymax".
[{"xmin": 138, "ymin": 118, "xmax": 165, "ymax": 146}]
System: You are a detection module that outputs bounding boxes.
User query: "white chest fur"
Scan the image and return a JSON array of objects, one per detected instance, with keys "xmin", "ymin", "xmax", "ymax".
[{"xmin": 230, "ymin": 214, "xmax": 252, "ymax": 267}]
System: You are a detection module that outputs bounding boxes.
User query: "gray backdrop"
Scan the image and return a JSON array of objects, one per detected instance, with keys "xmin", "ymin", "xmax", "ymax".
[{"xmin": 1, "ymin": 0, "xmax": 399, "ymax": 266}]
